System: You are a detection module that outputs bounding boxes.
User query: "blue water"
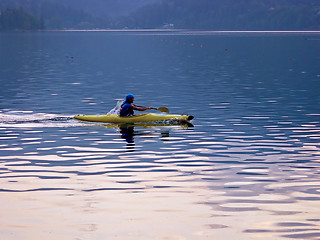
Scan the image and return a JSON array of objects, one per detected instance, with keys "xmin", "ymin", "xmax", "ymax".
[{"xmin": 0, "ymin": 31, "xmax": 320, "ymax": 240}]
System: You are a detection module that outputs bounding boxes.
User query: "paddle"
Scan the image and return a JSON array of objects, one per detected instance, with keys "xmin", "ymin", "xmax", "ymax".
[
  {"xmin": 153, "ymin": 107, "xmax": 169, "ymax": 113},
  {"xmin": 137, "ymin": 106, "xmax": 169, "ymax": 113}
]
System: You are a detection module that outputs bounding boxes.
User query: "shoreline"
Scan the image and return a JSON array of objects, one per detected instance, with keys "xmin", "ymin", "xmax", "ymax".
[
  {"xmin": 49, "ymin": 29, "xmax": 320, "ymax": 33},
  {"xmin": 45, "ymin": 29, "xmax": 320, "ymax": 36},
  {"xmin": 2, "ymin": 29, "xmax": 320, "ymax": 36}
]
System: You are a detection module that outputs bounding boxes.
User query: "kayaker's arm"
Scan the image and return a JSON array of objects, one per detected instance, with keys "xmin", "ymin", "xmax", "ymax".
[{"xmin": 132, "ymin": 104, "xmax": 152, "ymax": 111}]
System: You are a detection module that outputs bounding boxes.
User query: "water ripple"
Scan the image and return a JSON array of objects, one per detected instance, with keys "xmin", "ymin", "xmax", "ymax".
[{"xmin": 1, "ymin": 32, "xmax": 320, "ymax": 239}]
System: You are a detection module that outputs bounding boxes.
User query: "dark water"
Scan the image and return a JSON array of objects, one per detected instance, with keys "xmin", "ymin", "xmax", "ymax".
[{"xmin": 0, "ymin": 31, "xmax": 320, "ymax": 239}]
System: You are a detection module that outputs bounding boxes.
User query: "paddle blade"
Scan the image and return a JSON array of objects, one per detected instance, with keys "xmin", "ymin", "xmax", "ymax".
[{"xmin": 157, "ymin": 107, "xmax": 169, "ymax": 113}]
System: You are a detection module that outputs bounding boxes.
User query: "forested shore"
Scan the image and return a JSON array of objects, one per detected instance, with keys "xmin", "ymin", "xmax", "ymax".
[{"xmin": 0, "ymin": 0, "xmax": 319, "ymax": 31}]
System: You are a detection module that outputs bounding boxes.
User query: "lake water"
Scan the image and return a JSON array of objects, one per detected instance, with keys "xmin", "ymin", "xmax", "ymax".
[{"xmin": 0, "ymin": 30, "xmax": 320, "ymax": 240}]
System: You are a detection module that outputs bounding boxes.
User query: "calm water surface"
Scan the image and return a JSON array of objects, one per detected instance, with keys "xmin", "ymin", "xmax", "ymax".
[{"xmin": 0, "ymin": 31, "xmax": 320, "ymax": 240}]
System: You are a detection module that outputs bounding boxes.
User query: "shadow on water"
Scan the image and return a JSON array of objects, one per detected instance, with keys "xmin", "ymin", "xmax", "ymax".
[{"xmin": 117, "ymin": 122, "xmax": 194, "ymax": 151}]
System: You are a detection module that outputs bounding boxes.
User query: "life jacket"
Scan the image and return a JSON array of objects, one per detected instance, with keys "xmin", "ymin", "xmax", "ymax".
[{"xmin": 120, "ymin": 102, "xmax": 134, "ymax": 117}]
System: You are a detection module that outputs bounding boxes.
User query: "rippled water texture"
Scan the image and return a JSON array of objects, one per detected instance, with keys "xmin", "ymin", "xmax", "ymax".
[{"xmin": 0, "ymin": 31, "xmax": 320, "ymax": 239}]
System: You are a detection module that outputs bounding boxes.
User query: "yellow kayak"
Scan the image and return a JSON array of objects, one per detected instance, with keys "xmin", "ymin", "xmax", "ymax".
[{"xmin": 74, "ymin": 113, "xmax": 193, "ymax": 123}]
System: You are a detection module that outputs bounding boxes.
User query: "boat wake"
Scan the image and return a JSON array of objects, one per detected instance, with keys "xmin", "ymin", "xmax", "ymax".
[
  {"xmin": 0, "ymin": 111, "xmax": 83, "ymax": 128},
  {"xmin": 106, "ymin": 100, "xmax": 122, "ymax": 115}
]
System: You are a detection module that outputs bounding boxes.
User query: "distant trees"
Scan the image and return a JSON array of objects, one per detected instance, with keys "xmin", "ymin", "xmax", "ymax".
[
  {"xmin": 0, "ymin": 0, "xmax": 319, "ymax": 30},
  {"xmin": 0, "ymin": 4, "xmax": 107, "ymax": 31},
  {"xmin": 37, "ymin": 2, "xmax": 107, "ymax": 30},
  {"xmin": 118, "ymin": 0, "xmax": 320, "ymax": 30},
  {"xmin": 0, "ymin": 8, "xmax": 44, "ymax": 31}
]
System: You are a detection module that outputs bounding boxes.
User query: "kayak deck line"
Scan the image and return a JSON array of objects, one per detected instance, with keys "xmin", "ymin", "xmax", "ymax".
[
  {"xmin": 79, "ymin": 121, "xmax": 194, "ymax": 129},
  {"xmin": 74, "ymin": 113, "xmax": 194, "ymax": 124}
]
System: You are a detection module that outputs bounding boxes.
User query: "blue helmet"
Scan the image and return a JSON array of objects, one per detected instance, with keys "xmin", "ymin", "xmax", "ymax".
[{"xmin": 125, "ymin": 94, "xmax": 134, "ymax": 101}]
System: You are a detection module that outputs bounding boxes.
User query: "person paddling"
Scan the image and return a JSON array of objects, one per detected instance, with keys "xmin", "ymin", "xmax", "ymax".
[{"xmin": 120, "ymin": 94, "xmax": 152, "ymax": 117}]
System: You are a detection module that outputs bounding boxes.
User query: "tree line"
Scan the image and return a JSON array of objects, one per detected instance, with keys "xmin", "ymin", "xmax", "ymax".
[
  {"xmin": 0, "ymin": 0, "xmax": 319, "ymax": 31},
  {"xmin": 118, "ymin": 0, "xmax": 320, "ymax": 30},
  {"xmin": 0, "ymin": 8, "xmax": 44, "ymax": 31}
]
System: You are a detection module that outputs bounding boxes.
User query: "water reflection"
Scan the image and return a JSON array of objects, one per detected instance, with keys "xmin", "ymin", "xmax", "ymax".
[
  {"xmin": 119, "ymin": 123, "xmax": 193, "ymax": 151},
  {"xmin": 120, "ymin": 125, "xmax": 134, "ymax": 144},
  {"xmin": 1, "ymin": 113, "xmax": 320, "ymax": 239},
  {"xmin": 0, "ymin": 32, "xmax": 320, "ymax": 240}
]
